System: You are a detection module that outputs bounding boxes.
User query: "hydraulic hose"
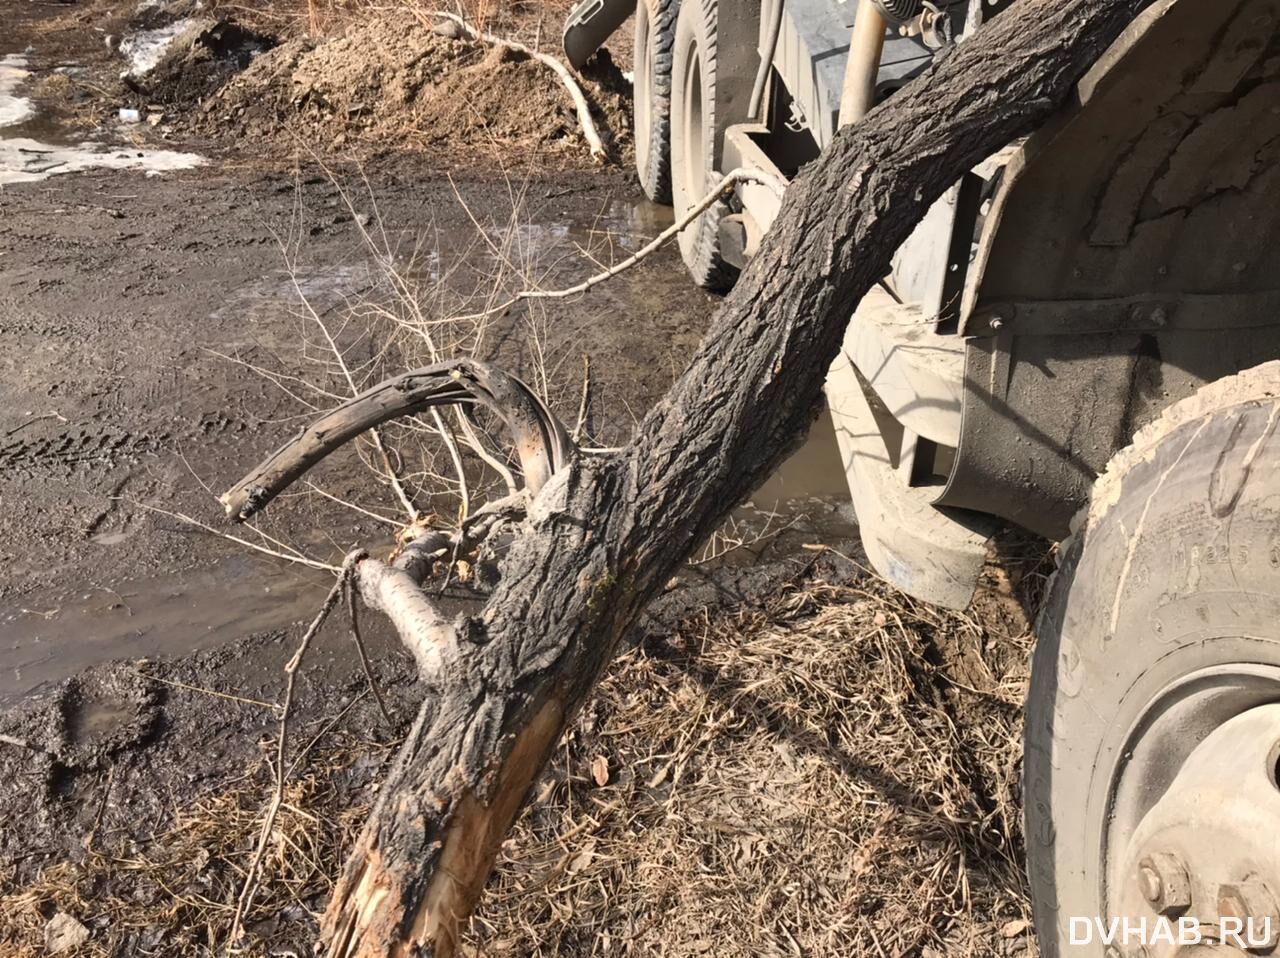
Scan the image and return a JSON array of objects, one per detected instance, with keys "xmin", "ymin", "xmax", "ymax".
[
  {"xmin": 747, "ymin": 0, "xmax": 786, "ymax": 121},
  {"xmin": 839, "ymin": 0, "xmax": 889, "ymax": 126}
]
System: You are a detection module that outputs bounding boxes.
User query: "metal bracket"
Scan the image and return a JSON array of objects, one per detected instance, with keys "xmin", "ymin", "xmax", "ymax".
[{"xmin": 966, "ymin": 290, "xmax": 1280, "ymax": 338}]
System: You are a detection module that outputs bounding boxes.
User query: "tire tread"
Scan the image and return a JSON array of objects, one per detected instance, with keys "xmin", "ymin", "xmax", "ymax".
[
  {"xmin": 670, "ymin": 0, "xmax": 738, "ymax": 291},
  {"xmin": 635, "ymin": 0, "xmax": 678, "ymax": 203}
]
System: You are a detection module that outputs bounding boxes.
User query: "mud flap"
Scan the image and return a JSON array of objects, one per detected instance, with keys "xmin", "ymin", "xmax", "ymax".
[
  {"xmin": 826, "ymin": 349, "xmax": 996, "ymax": 609},
  {"xmin": 563, "ymin": 0, "xmax": 635, "ymax": 69}
]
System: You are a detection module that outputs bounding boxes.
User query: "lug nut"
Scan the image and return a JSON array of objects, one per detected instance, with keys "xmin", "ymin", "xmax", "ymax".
[
  {"xmin": 1137, "ymin": 852, "xmax": 1191, "ymax": 916},
  {"xmin": 1217, "ymin": 882, "xmax": 1280, "ymax": 948},
  {"xmin": 1139, "ymin": 863, "xmax": 1163, "ymax": 902}
]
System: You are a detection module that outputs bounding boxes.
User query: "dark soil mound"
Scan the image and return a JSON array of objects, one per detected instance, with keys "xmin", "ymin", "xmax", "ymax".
[
  {"xmin": 142, "ymin": 18, "xmax": 276, "ymax": 108},
  {"xmin": 184, "ymin": 17, "xmax": 631, "ymax": 162}
]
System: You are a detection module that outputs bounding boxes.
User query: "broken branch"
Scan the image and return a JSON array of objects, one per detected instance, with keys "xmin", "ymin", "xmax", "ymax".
[
  {"xmin": 220, "ymin": 1, "xmax": 1149, "ymax": 953},
  {"xmin": 221, "ymin": 360, "xmax": 572, "ymax": 522},
  {"xmin": 354, "ymin": 547, "xmax": 459, "ymax": 680}
]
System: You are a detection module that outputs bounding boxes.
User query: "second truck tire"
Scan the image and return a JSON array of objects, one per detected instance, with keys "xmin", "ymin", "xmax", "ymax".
[
  {"xmin": 634, "ymin": 0, "xmax": 678, "ymax": 203},
  {"xmin": 670, "ymin": 0, "xmax": 737, "ymax": 290}
]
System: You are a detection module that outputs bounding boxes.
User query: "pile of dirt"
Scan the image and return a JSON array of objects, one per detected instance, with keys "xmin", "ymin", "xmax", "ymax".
[
  {"xmin": 178, "ymin": 17, "xmax": 631, "ymax": 161},
  {"xmin": 135, "ymin": 18, "xmax": 276, "ymax": 108}
]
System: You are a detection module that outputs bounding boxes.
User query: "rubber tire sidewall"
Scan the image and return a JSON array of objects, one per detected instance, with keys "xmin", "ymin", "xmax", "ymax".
[
  {"xmin": 634, "ymin": 0, "xmax": 677, "ymax": 204},
  {"xmin": 669, "ymin": 0, "xmax": 737, "ymax": 291},
  {"xmin": 1025, "ymin": 363, "xmax": 1280, "ymax": 956}
]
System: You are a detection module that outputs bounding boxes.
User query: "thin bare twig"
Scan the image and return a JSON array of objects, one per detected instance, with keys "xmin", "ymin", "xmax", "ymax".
[
  {"xmin": 126, "ymin": 667, "xmax": 281, "ymax": 712},
  {"xmin": 229, "ymin": 551, "xmax": 364, "ymax": 950},
  {"xmin": 3, "ymin": 410, "xmax": 68, "ymax": 437},
  {"xmin": 431, "ymin": 408, "xmax": 471, "ymax": 521},
  {"xmin": 449, "ymin": 168, "xmax": 786, "ymax": 327},
  {"xmin": 572, "ymin": 354, "xmax": 592, "ymax": 445},
  {"xmin": 276, "ymin": 178, "xmax": 420, "ymax": 525},
  {"xmin": 456, "ymin": 410, "xmax": 519, "ymax": 497},
  {"xmin": 345, "ymin": 578, "xmax": 394, "ymax": 727},
  {"xmin": 520, "ymin": 169, "xmax": 786, "ymax": 301},
  {"xmin": 131, "ymin": 500, "xmax": 342, "ymax": 573},
  {"xmin": 304, "ymin": 481, "xmax": 405, "ymax": 528}
]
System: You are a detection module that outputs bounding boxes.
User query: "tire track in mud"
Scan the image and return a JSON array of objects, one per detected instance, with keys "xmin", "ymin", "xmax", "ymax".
[
  {"xmin": 0, "ymin": 414, "xmax": 247, "ymax": 480},
  {"xmin": 0, "ymin": 426, "xmax": 166, "ymax": 478}
]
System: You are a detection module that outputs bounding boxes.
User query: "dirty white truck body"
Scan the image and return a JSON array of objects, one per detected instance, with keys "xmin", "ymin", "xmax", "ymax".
[{"xmin": 567, "ymin": 0, "xmax": 1280, "ymax": 955}]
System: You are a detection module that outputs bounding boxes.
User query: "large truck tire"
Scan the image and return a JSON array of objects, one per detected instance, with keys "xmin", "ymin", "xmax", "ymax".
[
  {"xmin": 1025, "ymin": 362, "xmax": 1280, "ymax": 956},
  {"xmin": 669, "ymin": 0, "xmax": 737, "ymax": 291},
  {"xmin": 634, "ymin": 0, "xmax": 677, "ymax": 203}
]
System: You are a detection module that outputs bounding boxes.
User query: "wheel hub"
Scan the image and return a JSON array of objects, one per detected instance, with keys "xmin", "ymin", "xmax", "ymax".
[{"xmin": 1111, "ymin": 703, "xmax": 1280, "ymax": 955}]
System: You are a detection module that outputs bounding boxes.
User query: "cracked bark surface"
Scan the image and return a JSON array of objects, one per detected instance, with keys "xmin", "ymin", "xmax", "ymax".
[{"xmin": 227, "ymin": 1, "xmax": 1153, "ymax": 953}]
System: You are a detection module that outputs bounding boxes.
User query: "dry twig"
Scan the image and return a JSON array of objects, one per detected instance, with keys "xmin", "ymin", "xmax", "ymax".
[{"xmin": 229, "ymin": 551, "xmax": 364, "ymax": 949}]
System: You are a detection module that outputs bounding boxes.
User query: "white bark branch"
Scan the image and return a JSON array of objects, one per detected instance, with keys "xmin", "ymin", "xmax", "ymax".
[
  {"xmin": 355, "ymin": 556, "xmax": 459, "ymax": 679},
  {"xmin": 433, "ymin": 11, "xmax": 607, "ymax": 161}
]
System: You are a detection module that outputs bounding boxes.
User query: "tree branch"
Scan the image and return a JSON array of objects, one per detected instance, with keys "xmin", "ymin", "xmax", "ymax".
[
  {"xmin": 354, "ymin": 554, "xmax": 459, "ymax": 679},
  {"xmin": 431, "ymin": 11, "xmax": 608, "ymax": 160},
  {"xmin": 220, "ymin": 1, "xmax": 1153, "ymax": 953},
  {"xmin": 221, "ymin": 360, "xmax": 572, "ymax": 521}
]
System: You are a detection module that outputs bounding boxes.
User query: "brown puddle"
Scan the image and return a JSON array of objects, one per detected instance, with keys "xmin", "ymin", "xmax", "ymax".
[
  {"xmin": 0, "ymin": 420, "xmax": 855, "ymax": 706},
  {"xmin": 0, "ymin": 556, "xmax": 332, "ymax": 706},
  {"xmin": 711, "ymin": 408, "xmax": 859, "ymax": 568}
]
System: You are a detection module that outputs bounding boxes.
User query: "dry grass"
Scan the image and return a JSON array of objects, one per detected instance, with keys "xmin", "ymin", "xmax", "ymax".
[
  {"xmin": 0, "ymin": 562, "xmax": 1041, "ymax": 956},
  {"xmin": 469, "ymin": 570, "xmax": 1039, "ymax": 957}
]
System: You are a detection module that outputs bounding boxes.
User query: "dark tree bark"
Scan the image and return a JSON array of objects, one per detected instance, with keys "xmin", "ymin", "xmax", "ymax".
[{"xmin": 226, "ymin": 1, "xmax": 1150, "ymax": 953}]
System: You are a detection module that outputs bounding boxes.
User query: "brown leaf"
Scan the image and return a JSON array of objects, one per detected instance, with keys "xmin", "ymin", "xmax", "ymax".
[
  {"xmin": 1000, "ymin": 918, "xmax": 1029, "ymax": 939},
  {"xmin": 45, "ymin": 913, "xmax": 90, "ymax": 954},
  {"xmin": 567, "ymin": 841, "xmax": 595, "ymax": 874},
  {"xmin": 590, "ymin": 754, "xmax": 609, "ymax": 786}
]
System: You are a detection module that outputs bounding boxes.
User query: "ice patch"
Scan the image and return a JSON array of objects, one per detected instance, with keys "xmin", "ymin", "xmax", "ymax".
[
  {"xmin": 0, "ymin": 137, "xmax": 205, "ymax": 186},
  {"xmin": 119, "ymin": 19, "xmax": 196, "ymax": 75},
  {"xmin": 0, "ymin": 54, "xmax": 34, "ymax": 128}
]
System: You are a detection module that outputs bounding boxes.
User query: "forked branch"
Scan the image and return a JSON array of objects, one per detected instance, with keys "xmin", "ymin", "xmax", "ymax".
[
  {"xmin": 217, "ymin": 0, "xmax": 1147, "ymax": 952},
  {"xmin": 221, "ymin": 360, "xmax": 572, "ymax": 521}
]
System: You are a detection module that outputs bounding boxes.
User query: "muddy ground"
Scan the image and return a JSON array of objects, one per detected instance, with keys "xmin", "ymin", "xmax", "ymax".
[
  {"xmin": 0, "ymin": 0, "xmax": 1042, "ymax": 955},
  {"xmin": 0, "ymin": 159, "xmax": 720, "ymax": 693}
]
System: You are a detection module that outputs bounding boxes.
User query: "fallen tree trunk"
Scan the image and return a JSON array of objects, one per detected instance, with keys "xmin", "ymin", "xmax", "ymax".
[{"xmin": 225, "ymin": 1, "xmax": 1149, "ymax": 953}]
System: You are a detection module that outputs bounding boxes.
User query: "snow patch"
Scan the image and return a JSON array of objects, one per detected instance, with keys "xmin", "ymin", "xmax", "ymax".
[
  {"xmin": 0, "ymin": 53, "xmax": 34, "ymax": 128},
  {"xmin": 0, "ymin": 137, "xmax": 205, "ymax": 186},
  {"xmin": 119, "ymin": 19, "xmax": 196, "ymax": 75}
]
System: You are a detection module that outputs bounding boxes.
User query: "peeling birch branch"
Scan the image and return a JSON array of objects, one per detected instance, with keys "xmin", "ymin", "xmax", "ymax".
[{"xmin": 433, "ymin": 11, "xmax": 608, "ymax": 160}]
